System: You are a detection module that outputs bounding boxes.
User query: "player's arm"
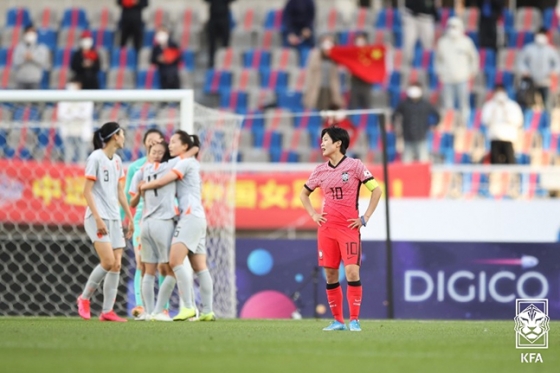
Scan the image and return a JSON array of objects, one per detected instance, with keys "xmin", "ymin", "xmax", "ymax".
[
  {"xmin": 118, "ymin": 178, "xmax": 134, "ymax": 239},
  {"xmin": 299, "ymin": 187, "xmax": 327, "ymax": 226},
  {"xmin": 141, "ymin": 172, "xmax": 178, "ymax": 190},
  {"xmin": 128, "ymin": 170, "xmax": 142, "ymax": 208},
  {"xmin": 348, "ymin": 179, "xmax": 382, "ymax": 229},
  {"xmin": 184, "ymin": 146, "xmax": 199, "ymax": 158},
  {"xmin": 83, "ymin": 179, "xmax": 103, "ymax": 223}
]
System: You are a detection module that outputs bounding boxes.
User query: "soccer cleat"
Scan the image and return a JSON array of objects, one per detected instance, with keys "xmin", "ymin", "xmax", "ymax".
[
  {"xmin": 134, "ymin": 313, "xmax": 150, "ymax": 321},
  {"xmin": 99, "ymin": 311, "xmax": 128, "ymax": 322},
  {"xmin": 131, "ymin": 306, "xmax": 144, "ymax": 318},
  {"xmin": 348, "ymin": 320, "xmax": 362, "ymax": 332},
  {"xmin": 322, "ymin": 320, "xmax": 347, "ymax": 331},
  {"xmin": 195, "ymin": 312, "xmax": 216, "ymax": 322},
  {"xmin": 152, "ymin": 312, "xmax": 173, "ymax": 322},
  {"xmin": 173, "ymin": 307, "xmax": 197, "ymax": 321},
  {"xmin": 77, "ymin": 296, "xmax": 91, "ymax": 320}
]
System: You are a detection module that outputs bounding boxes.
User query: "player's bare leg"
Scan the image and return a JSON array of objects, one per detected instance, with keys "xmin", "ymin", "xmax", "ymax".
[{"xmin": 345, "ymin": 264, "xmax": 362, "ymax": 332}]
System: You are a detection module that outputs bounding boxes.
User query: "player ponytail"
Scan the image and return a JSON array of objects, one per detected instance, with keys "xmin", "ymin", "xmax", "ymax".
[
  {"xmin": 175, "ymin": 130, "xmax": 200, "ymax": 158},
  {"xmin": 93, "ymin": 122, "xmax": 122, "ymax": 150},
  {"xmin": 321, "ymin": 126, "xmax": 350, "ymax": 155}
]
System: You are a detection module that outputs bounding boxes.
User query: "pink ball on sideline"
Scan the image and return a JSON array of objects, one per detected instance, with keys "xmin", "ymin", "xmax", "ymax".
[{"xmin": 240, "ymin": 290, "xmax": 297, "ymax": 319}]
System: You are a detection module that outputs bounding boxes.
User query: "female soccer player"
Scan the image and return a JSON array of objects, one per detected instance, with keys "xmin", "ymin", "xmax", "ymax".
[
  {"xmin": 300, "ymin": 126, "xmax": 382, "ymax": 332},
  {"xmin": 129, "ymin": 141, "xmax": 176, "ymax": 320},
  {"xmin": 141, "ymin": 130, "xmax": 215, "ymax": 321},
  {"xmin": 78, "ymin": 121, "xmax": 134, "ymax": 322},
  {"xmin": 125, "ymin": 128, "xmax": 165, "ymax": 317}
]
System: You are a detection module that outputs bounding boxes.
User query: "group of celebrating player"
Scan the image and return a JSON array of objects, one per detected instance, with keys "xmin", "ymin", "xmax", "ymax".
[
  {"xmin": 73, "ymin": 120, "xmax": 381, "ymax": 331},
  {"xmin": 76, "ymin": 122, "xmax": 214, "ymax": 322}
]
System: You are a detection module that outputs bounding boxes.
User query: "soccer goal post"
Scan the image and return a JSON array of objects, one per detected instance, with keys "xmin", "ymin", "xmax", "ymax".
[{"xmin": 0, "ymin": 90, "xmax": 242, "ymax": 319}]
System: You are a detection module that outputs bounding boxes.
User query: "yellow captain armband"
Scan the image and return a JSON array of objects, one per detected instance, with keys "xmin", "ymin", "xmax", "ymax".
[{"xmin": 364, "ymin": 179, "xmax": 379, "ymax": 192}]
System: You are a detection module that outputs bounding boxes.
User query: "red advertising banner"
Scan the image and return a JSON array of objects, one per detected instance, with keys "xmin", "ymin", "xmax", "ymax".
[{"xmin": 0, "ymin": 160, "xmax": 430, "ymax": 228}]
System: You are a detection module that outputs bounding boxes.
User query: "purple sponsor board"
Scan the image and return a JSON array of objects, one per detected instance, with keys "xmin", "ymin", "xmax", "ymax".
[
  {"xmin": 236, "ymin": 239, "xmax": 387, "ymax": 319},
  {"xmin": 393, "ymin": 242, "xmax": 560, "ymax": 319},
  {"xmin": 236, "ymin": 239, "xmax": 560, "ymax": 319}
]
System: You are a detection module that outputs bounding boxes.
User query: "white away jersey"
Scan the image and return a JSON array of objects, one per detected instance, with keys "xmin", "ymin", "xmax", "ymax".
[
  {"xmin": 84, "ymin": 149, "xmax": 125, "ymax": 220},
  {"xmin": 171, "ymin": 157, "xmax": 205, "ymax": 219},
  {"xmin": 129, "ymin": 161, "xmax": 178, "ymax": 220}
]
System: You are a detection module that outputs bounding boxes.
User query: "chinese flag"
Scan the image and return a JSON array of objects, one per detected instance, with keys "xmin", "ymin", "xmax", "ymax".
[
  {"xmin": 328, "ymin": 45, "xmax": 386, "ymax": 84},
  {"xmin": 162, "ymin": 48, "xmax": 180, "ymax": 64}
]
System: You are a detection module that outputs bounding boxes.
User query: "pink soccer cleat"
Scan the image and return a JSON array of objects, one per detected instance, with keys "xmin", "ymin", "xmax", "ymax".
[
  {"xmin": 99, "ymin": 310, "xmax": 128, "ymax": 322},
  {"xmin": 77, "ymin": 296, "xmax": 91, "ymax": 320}
]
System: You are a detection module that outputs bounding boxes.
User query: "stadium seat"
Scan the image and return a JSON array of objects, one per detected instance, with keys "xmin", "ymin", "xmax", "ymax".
[
  {"xmin": 277, "ymin": 90, "xmax": 303, "ymax": 111},
  {"xmin": 136, "ymin": 68, "xmax": 160, "ymax": 89},
  {"xmin": 247, "ymin": 89, "xmax": 275, "ymax": 111},
  {"xmin": 242, "ymin": 49, "xmax": 271, "ymax": 70},
  {"xmin": 496, "ymin": 48, "xmax": 518, "ymax": 72},
  {"xmin": 110, "ymin": 48, "xmax": 137, "ymax": 69},
  {"xmin": 462, "ymin": 7, "xmax": 479, "ymax": 32},
  {"xmin": 413, "ymin": 49, "xmax": 435, "ymax": 72},
  {"xmin": 90, "ymin": 8, "xmax": 117, "ymax": 30},
  {"xmin": 479, "ymin": 49, "xmax": 496, "ymax": 73},
  {"xmin": 543, "ymin": 7, "xmax": 559, "ymax": 30},
  {"xmin": 57, "ymin": 28, "xmax": 83, "ymax": 49},
  {"xmin": 34, "ymin": 8, "xmax": 59, "ymax": 29},
  {"xmin": 232, "ymin": 69, "xmax": 260, "ymax": 90},
  {"xmin": 506, "ymin": 30, "xmax": 534, "ymax": 48},
  {"xmin": 235, "ymin": 8, "xmax": 264, "ymax": 31},
  {"xmin": 61, "ymin": 8, "xmax": 88, "ymax": 29},
  {"xmin": 54, "ymin": 48, "xmax": 73, "ymax": 68},
  {"xmin": 350, "ymin": 7, "xmax": 376, "ymax": 31},
  {"xmin": 0, "ymin": 48, "xmax": 13, "ymax": 67},
  {"xmin": 515, "ymin": 7, "xmax": 543, "ymax": 32},
  {"xmin": 219, "ymin": 90, "xmax": 249, "ymax": 112},
  {"xmin": 317, "ymin": 8, "xmax": 346, "ymax": 33},
  {"xmin": 204, "ymin": 69, "xmax": 233, "ymax": 94},
  {"xmin": 92, "ymin": 29, "xmax": 115, "ymax": 51},
  {"xmin": 1, "ymin": 28, "xmax": 24, "ymax": 48},
  {"xmin": 260, "ymin": 69, "xmax": 288, "ymax": 91},
  {"xmin": 214, "ymin": 48, "xmax": 242, "ymax": 70},
  {"xmin": 231, "ymin": 29, "xmax": 255, "ymax": 49},
  {"xmin": 6, "ymin": 7, "xmax": 31, "ymax": 28},
  {"xmin": 264, "ymin": 9, "xmax": 283, "ymax": 30},
  {"xmin": 181, "ymin": 50, "xmax": 195, "ymax": 71},
  {"xmin": 106, "ymin": 68, "xmax": 135, "ymax": 89},
  {"xmin": 271, "ymin": 48, "xmax": 298, "ymax": 71},
  {"xmin": 255, "ymin": 30, "xmax": 282, "ymax": 49},
  {"xmin": 176, "ymin": 9, "xmax": 203, "ymax": 31},
  {"xmin": 502, "ymin": 8, "xmax": 515, "ymax": 31},
  {"xmin": 37, "ymin": 28, "xmax": 57, "ymax": 51},
  {"xmin": 146, "ymin": 8, "xmax": 171, "ymax": 30},
  {"xmin": 375, "ymin": 8, "xmax": 402, "ymax": 31},
  {"xmin": 49, "ymin": 67, "xmax": 71, "ymax": 89}
]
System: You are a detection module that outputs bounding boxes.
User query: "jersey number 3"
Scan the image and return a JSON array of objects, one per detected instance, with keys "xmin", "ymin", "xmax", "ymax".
[{"xmin": 103, "ymin": 170, "xmax": 109, "ymax": 182}]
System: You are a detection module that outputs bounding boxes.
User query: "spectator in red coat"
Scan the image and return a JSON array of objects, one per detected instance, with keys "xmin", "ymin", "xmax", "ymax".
[
  {"xmin": 323, "ymin": 105, "xmax": 358, "ymax": 148},
  {"xmin": 150, "ymin": 27, "xmax": 181, "ymax": 89}
]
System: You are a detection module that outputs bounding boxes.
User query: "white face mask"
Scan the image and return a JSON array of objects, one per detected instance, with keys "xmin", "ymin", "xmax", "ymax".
[
  {"xmin": 24, "ymin": 32, "xmax": 37, "ymax": 45},
  {"xmin": 321, "ymin": 39, "xmax": 334, "ymax": 50},
  {"xmin": 535, "ymin": 34, "xmax": 548, "ymax": 45},
  {"xmin": 494, "ymin": 91, "xmax": 508, "ymax": 102},
  {"xmin": 407, "ymin": 86, "xmax": 422, "ymax": 99},
  {"xmin": 155, "ymin": 32, "xmax": 169, "ymax": 45},
  {"xmin": 80, "ymin": 38, "xmax": 93, "ymax": 50},
  {"xmin": 66, "ymin": 83, "xmax": 80, "ymax": 91}
]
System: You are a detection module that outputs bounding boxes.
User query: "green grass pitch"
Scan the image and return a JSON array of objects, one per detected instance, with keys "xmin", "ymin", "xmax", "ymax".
[{"xmin": 1, "ymin": 318, "xmax": 558, "ymax": 373}]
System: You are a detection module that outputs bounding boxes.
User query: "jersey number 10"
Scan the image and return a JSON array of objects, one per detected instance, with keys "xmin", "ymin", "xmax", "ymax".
[{"xmin": 330, "ymin": 187, "xmax": 343, "ymax": 200}]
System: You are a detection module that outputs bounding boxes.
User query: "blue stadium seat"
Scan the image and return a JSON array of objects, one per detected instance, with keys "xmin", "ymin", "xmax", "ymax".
[
  {"xmin": 502, "ymin": 8, "xmax": 515, "ymax": 32},
  {"xmin": 0, "ymin": 129, "xmax": 7, "ymax": 148},
  {"xmin": 37, "ymin": 28, "xmax": 57, "ymax": 51},
  {"xmin": 375, "ymin": 8, "xmax": 402, "ymax": 31},
  {"xmin": 413, "ymin": 50, "xmax": 435, "ymax": 72},
  {"xmin": 13, "ymin": 105, "xmax": 41, "ymax": 121},
  {"xmin": 40, "ymin": 71, "xmax": 49, "ymax": 89},
  {"xmin": 506, "ymin": 30, "xmax": 534, "ymax": 48},
  {"xmin": 203, "ymin": 69, "xmax": 233, "ymax": 94},
  {"xmin": 467, "ymin": 31, "xmax": 479, "ymax": 48},
  {"xmin": 6, "ymin": 7, "xmax": 31, "ymax": 28},
  {"xmin": 92, "ymin": 29, "xmax": 114, "ymax": 51},
  {"xmin": 260, "ymin": 69, "xmax": 288, "ymax": 91},
  {"xmin": 110, "ymin": 48, "xmax": 137, "ymax": 69},
  {"xmin": 54, "ymin": 48, "xmax": 74, "ymax": 67},
  {"xmin": 277, "ymin": 90, "xmax": 303, "ymax": 111},
  {"xmin": 3, "ymin": 146, "xmax": 16, "ymax": 159},
  {"xmin": 252, "ymin": 126, "xmax": 265, "ymax": 147},
  {"xmin": 18, "ymin": 148, "xmax": 33, "ymax": 160},
  {"xmin": 142, "ymin": 29, "xmax": 156, "ymax": 48},
  {"xmin": 241, "ymin": 110, "xmax": 265, "ymax": 130},
  {"xmin": 219, "ymin": 90, "xmax": 249, "ymax": 112},
  {"xmin": 294, "ymin": 110, "xmax": 321, "ymax": 129},
  {"xmin": 98, "ymin": 71, "xmax": 107, "ymax": 89},
  {"xmin": 0, "ymin": 48, "xmax": 12, "ymax": 67},
  {"xmin": 264, "ymin": 9, "xmax": 283, "ymax": 30},
  {"xmin": 136, "ymin": 69, "xmax": 161, "ymax": 89},
  {"xmin": 479, "ymin": 49, "xmax": 496, "ymax": 73},
  {"xmin": 543, "ymin": 7, "xmax": 558, "ymax": 30},
  {"xmin": 242, "ymin": 49, "xmax": 272, "ymax": 70},
  {"xmin": 299, "ymin": 47, "xmax": 312, "ymax": 67},
  {"xmin": 129, "ymin": 104, "xmax": 157, "ymax": 121},
  {"xmin": 35, "ymin": 128, "xmax": 51, "ymax": 148},
  {"xmin": 181, "ymin": 50, "xmax": 196, "ymax": 71},
  {"xmin": 120, "ymin": 149, "xmax": 133, "ymax": 162},
  {"xmin": 61, "ymin": 8, "xmax": 88, "ymax": 29}
]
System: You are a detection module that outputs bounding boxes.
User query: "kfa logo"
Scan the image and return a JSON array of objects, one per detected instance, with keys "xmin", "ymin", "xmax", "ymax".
[
  {"xmin": 341, "ymin": 172, "xmax": 349, "ymax": 183},
  {"xmin": 515, "ymin": 299, "xmax": 549, "ymax": 363}
]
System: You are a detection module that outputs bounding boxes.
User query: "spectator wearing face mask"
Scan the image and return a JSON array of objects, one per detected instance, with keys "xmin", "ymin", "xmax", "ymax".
[
  {"xmin": 323, "ymin": 104, "xmax": 358, "ymax": 148},
  {"xmin": 13, "ymin": 25, "xmax": 50, "ymax": 89},
  {"xmin": 392, "ymin": 83, "xmax": 440, "ymax": 163},
  {"xmin": 517, "ymin": 28, "xmax": 560, "ymax": 109},
  {"xmin": 481, "ymin": 84, "xmax": 523, "ymax": 164},
  {"xmin": 435, "ymin": 17, "xmax": 478, "ymax": 126},
  {"xmin": 57, "ymin": 78, "xmax": 94, "ymax": 164},
  {"xmin": 150, "ymin": 27, "xmax": 181, "ymax": 89},
  {"xmin": 70, "ymin": 31, "xmax": 101, "ymax": 90},
  {"xmin": 348, "ymin": 33, "xmax": 373, "ymax": 110},
  {"xmin": 303, "ymin": 34, "xmax": 344, "ymax": 111}
]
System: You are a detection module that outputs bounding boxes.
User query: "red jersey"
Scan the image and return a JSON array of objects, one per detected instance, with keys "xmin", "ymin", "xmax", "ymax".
[{"xmin": 305, "ymin": 156, "xmax": 374, "ymax": 227}]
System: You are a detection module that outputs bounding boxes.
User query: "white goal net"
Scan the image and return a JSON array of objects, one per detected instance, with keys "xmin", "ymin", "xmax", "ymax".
[{"xmin": 0, "ymin": 90, "xmax": 241, "ymax": 318}]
